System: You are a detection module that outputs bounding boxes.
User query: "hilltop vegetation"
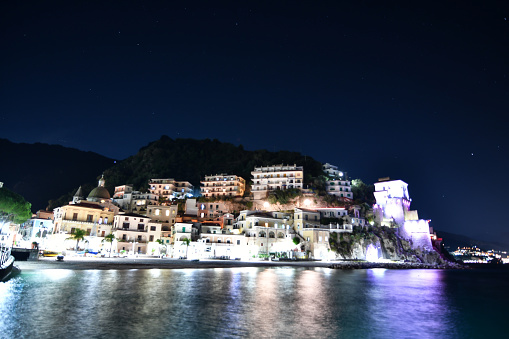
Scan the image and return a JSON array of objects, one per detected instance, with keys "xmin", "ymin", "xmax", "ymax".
[
  {"xmin": 0, "ymin": 187, "xmax": 32, "ymax": 224},
  {"xmin": 101, "ymin": 136, "xmax": 324, "ymax": 193}
]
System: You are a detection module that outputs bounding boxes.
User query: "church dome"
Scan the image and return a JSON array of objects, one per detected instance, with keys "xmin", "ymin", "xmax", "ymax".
[{"xmin": 87, "ymin": 187, "xmax": 111, "ymax": 201}]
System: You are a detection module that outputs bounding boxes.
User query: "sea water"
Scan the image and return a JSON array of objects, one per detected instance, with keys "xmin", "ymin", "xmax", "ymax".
[{"xmin": 1, "ymin": 267, "xmax": 507, "ymax": 338}]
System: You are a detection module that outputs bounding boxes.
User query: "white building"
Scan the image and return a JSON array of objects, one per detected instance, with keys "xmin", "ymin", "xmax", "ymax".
[
  {"xmin": 200, "ymin": 174, "xmax": 246, "ymax": 198},
  {"xmin": 18, "ymin": 217, "xmax": 54, "ymax": 249},
  {"xmin": 373, "ymin": 178, "xmax": 432, "ymax": 250},
  {"xmin": 323, "ymin": 163, "xmax": 352, "ymax": 199},
  {"xmin": 112, "ymin": 184, "xmax": 134, "ymax": 211},
  {"xmin": 149, "ymin": 179, "xmax": 194, "ymax": 200},
  {"xmin": 251, "ymin": 164, "xmax": 304, "ymax": 200},
  {"xmin": 113, "ymin": 213, "xmax": 161, "ymax": 255}
]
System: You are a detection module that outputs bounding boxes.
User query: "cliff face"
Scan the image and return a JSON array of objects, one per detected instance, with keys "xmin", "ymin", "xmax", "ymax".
[{"xmin": 329, "ymin": 226, "xmax": 445, "ymax": 264}]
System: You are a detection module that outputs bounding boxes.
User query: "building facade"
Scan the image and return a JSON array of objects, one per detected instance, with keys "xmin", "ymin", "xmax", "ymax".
[
  {"xmin": 323, "ymin": 163, "xmax": 352, "ymax": 199},
  {"xmin": 200, "ymin": 173, "xmax": 246, "ymax": 198},
  {"xmin": 113, "ymin": 213, "xmax": 161, "ymax": 254},
  {"xmin": 251, "ymin": 164, "xmax": 304, "ymax": 200},
  {"xmin": 149, "ymin": 179, "xmax": 194, "ymax": 200}
]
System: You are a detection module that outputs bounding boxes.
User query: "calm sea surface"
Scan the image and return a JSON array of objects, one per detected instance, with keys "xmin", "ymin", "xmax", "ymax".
[{"xmin": 1, "ymin": 267, "xmax": 507, "ymax": 338}]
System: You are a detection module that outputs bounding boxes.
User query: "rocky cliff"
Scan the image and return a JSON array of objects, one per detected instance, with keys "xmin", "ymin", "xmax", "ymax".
[{"xmin": 329, "ymin": 226, "xmax": 447, "ymax": 265}]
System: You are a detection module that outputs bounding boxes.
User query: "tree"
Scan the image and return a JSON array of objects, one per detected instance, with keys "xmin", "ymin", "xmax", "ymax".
[
  {"xmin": 67, "ymin": 229, "xmax": 87, "ymax": 252},
  {"xmin": 102, "ymin": 233, "xmax": 115, "ymax": 257},
  {"xmin": 181, "ymin": 237, "xmax": 191, "ymax": 258},
  {"xmin": 156, "ymin": 238, "xmax": 166, "ymax": 256},
  {"xmin": 293, "ymin": 237, "xmax": 301, "ymax": 245},
  {"xmin": 0, "ymin": 187, "xmax": 32, "ymax": 224},
  {"xmin": 351, "ymin": 179, "xmax": 375, "ymax": 205}
]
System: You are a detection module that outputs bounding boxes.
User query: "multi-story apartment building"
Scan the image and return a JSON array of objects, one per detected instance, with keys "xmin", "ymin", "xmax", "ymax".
[
  {"xmin": 53, "ymin": 202, "xmax": 114, "ymax": 236},
  {"xmin": 323, "ymin": 163, "xmax": 353, "ymax": 199},
  {"xmin": 50, "ymin": 202, "xmax": 115, "ymax": 252},
  {"xmin": 326, "ymin": 179, "xmax": 353, "ymax": 199},
  {"xmin": 113, "ymin": 213, "xmax": 161, "ymax": 254},
  {"xmin": 323, "ymin": 163, "xmax": 343, "ymax": 177},
  {"xmin": 251, "ymin": 164, "xmax": 304, "ymax": 200},
  {"xmin": 146, "ymin": 204, "xmax": 178, "ymax": 231},
  {"xmin": 148, "ymin": 179, "xmax": 194, "ymax": 200},
  {"xmin": 200, "ymin": 174, "xmax": 246, "ymax": 198},
  {"xmin": 112, "ymin": 184, "xmax": 134, "ymax": 211}
]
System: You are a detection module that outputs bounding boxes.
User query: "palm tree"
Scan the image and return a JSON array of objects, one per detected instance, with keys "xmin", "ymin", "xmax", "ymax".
[
  {"xmin": 66, "ymin": 229, "xmax": 87, "ymax": 252},
  {"xmin": 181, "ymin": 237, "xmax": 191, "ymax": 259},
  {"xmin": 102, "ymin": 233, "xmax": 115, "ymax": 257}
]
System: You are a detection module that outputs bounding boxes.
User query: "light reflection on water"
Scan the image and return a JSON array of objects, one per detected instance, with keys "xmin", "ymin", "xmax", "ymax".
[{"xmin": 1, "ymin": 267, "xmax": 507, "ymax": 338}]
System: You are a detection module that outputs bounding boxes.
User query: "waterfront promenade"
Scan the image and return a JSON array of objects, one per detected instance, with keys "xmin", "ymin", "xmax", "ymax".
[{"xmin": 15, "ymin": 257, "xmax": 460, "ymax": 271}]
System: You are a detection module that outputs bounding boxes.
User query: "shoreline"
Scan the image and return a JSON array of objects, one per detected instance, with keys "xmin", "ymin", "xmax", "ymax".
[{"xmin": 14, "ymin": 257, "xmax": 463, "ymax": 271}]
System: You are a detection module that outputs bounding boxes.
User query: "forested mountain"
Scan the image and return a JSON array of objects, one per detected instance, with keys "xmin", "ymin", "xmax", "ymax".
[{"xmin": 0, "ymin": 138, "xmax": 114, "ymax": 211}]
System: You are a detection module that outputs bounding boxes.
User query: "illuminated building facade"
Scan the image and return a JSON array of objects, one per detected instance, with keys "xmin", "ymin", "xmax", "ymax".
[
  {"xmin": 200, "ymin": 173, "xmax": 246, "ymax": 198},
  {"xmin": 323, "ymin": 163, "xmax": 353, "ymax": 199},
  {"xmin": 113, "ymin": 213, "xmax": 161, "ymax": 254},
  {"xmin": 251, "ymin": 164, "xmax": 304, "ymax": 200},
  {"xmin": 373, "ymin": 178, "xmax": 432, "ymax": 250},
  {"xmin": 149, "ymin": 178, "xmax": 194, "ymax": 200}
]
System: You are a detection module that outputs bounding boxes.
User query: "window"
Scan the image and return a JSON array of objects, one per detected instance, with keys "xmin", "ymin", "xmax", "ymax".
[
  {"xmin": 150, "ymin": 226, "xmax": 156, "ymax": 231},
  {"xmin": 237, "ymin": 240, "xmax": 240, "ymax": 245},
  {"xmin": 319, "ymin": 236, "xmax": 322, "ymax": 242},
  {"xmin": 137, "ymin": 235, "xmax": 142, "ymax": 241},
  {"xmin": 138, "ymin": 224, "xmax": 144, "ymax": 230},
  {"xmin": 182, "ymin": 227, "xmax": 186, "ymax": 233},
  {"xmin": 123, "ymin": 222, "xmax": 129, "ymax": 229},
  {"xmin": 72, "ymin": 213, "xmax": 78, "ymax": 221},
  {"xmin": 149, "ymin": 235, "xmax": 154, "ymax": 242},
  {"xmin": 218, "ymin": 239, "xmax": 221, "ymax": 243},
  {"xmin": 122, "ymin": 234, "xmax": 127, "ymax": 240},
  {"xmin": 87, "ymin": 215, "xmax": 93, "ymax": 222},
  {"xmin": 166, "ymin": 210, "xmax": 170, "ymax": 216}
]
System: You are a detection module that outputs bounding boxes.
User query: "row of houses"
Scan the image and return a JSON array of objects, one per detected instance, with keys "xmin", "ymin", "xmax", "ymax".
[
  {"xmin": 111, "ymin": 162, "xmax": 353, "ymax": 213},
  {"xmin": 13, "ymin": 162, "xmax": 368, "ymax": 259}
]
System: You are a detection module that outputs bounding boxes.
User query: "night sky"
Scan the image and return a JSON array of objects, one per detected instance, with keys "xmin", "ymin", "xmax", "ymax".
[{"xmin": 1, "ymin": 1, "xmax": 508, "ymax": 244}]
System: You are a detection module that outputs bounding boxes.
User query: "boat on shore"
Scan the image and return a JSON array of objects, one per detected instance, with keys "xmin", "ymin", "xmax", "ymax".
[{"xmin": 1, "ymin": 243, "xmax": 15, "ymax": 281}]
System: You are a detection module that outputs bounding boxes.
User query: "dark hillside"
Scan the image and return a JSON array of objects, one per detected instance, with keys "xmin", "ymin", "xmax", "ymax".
[{"xmin": 0, "ymin": 138, "xmax": 114, "ymax": 211}]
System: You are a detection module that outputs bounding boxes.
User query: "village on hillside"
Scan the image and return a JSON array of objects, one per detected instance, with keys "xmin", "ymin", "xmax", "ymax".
[{"xmin": 2, "ymin": 163, "xmax": 442, "ymax": 261}]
